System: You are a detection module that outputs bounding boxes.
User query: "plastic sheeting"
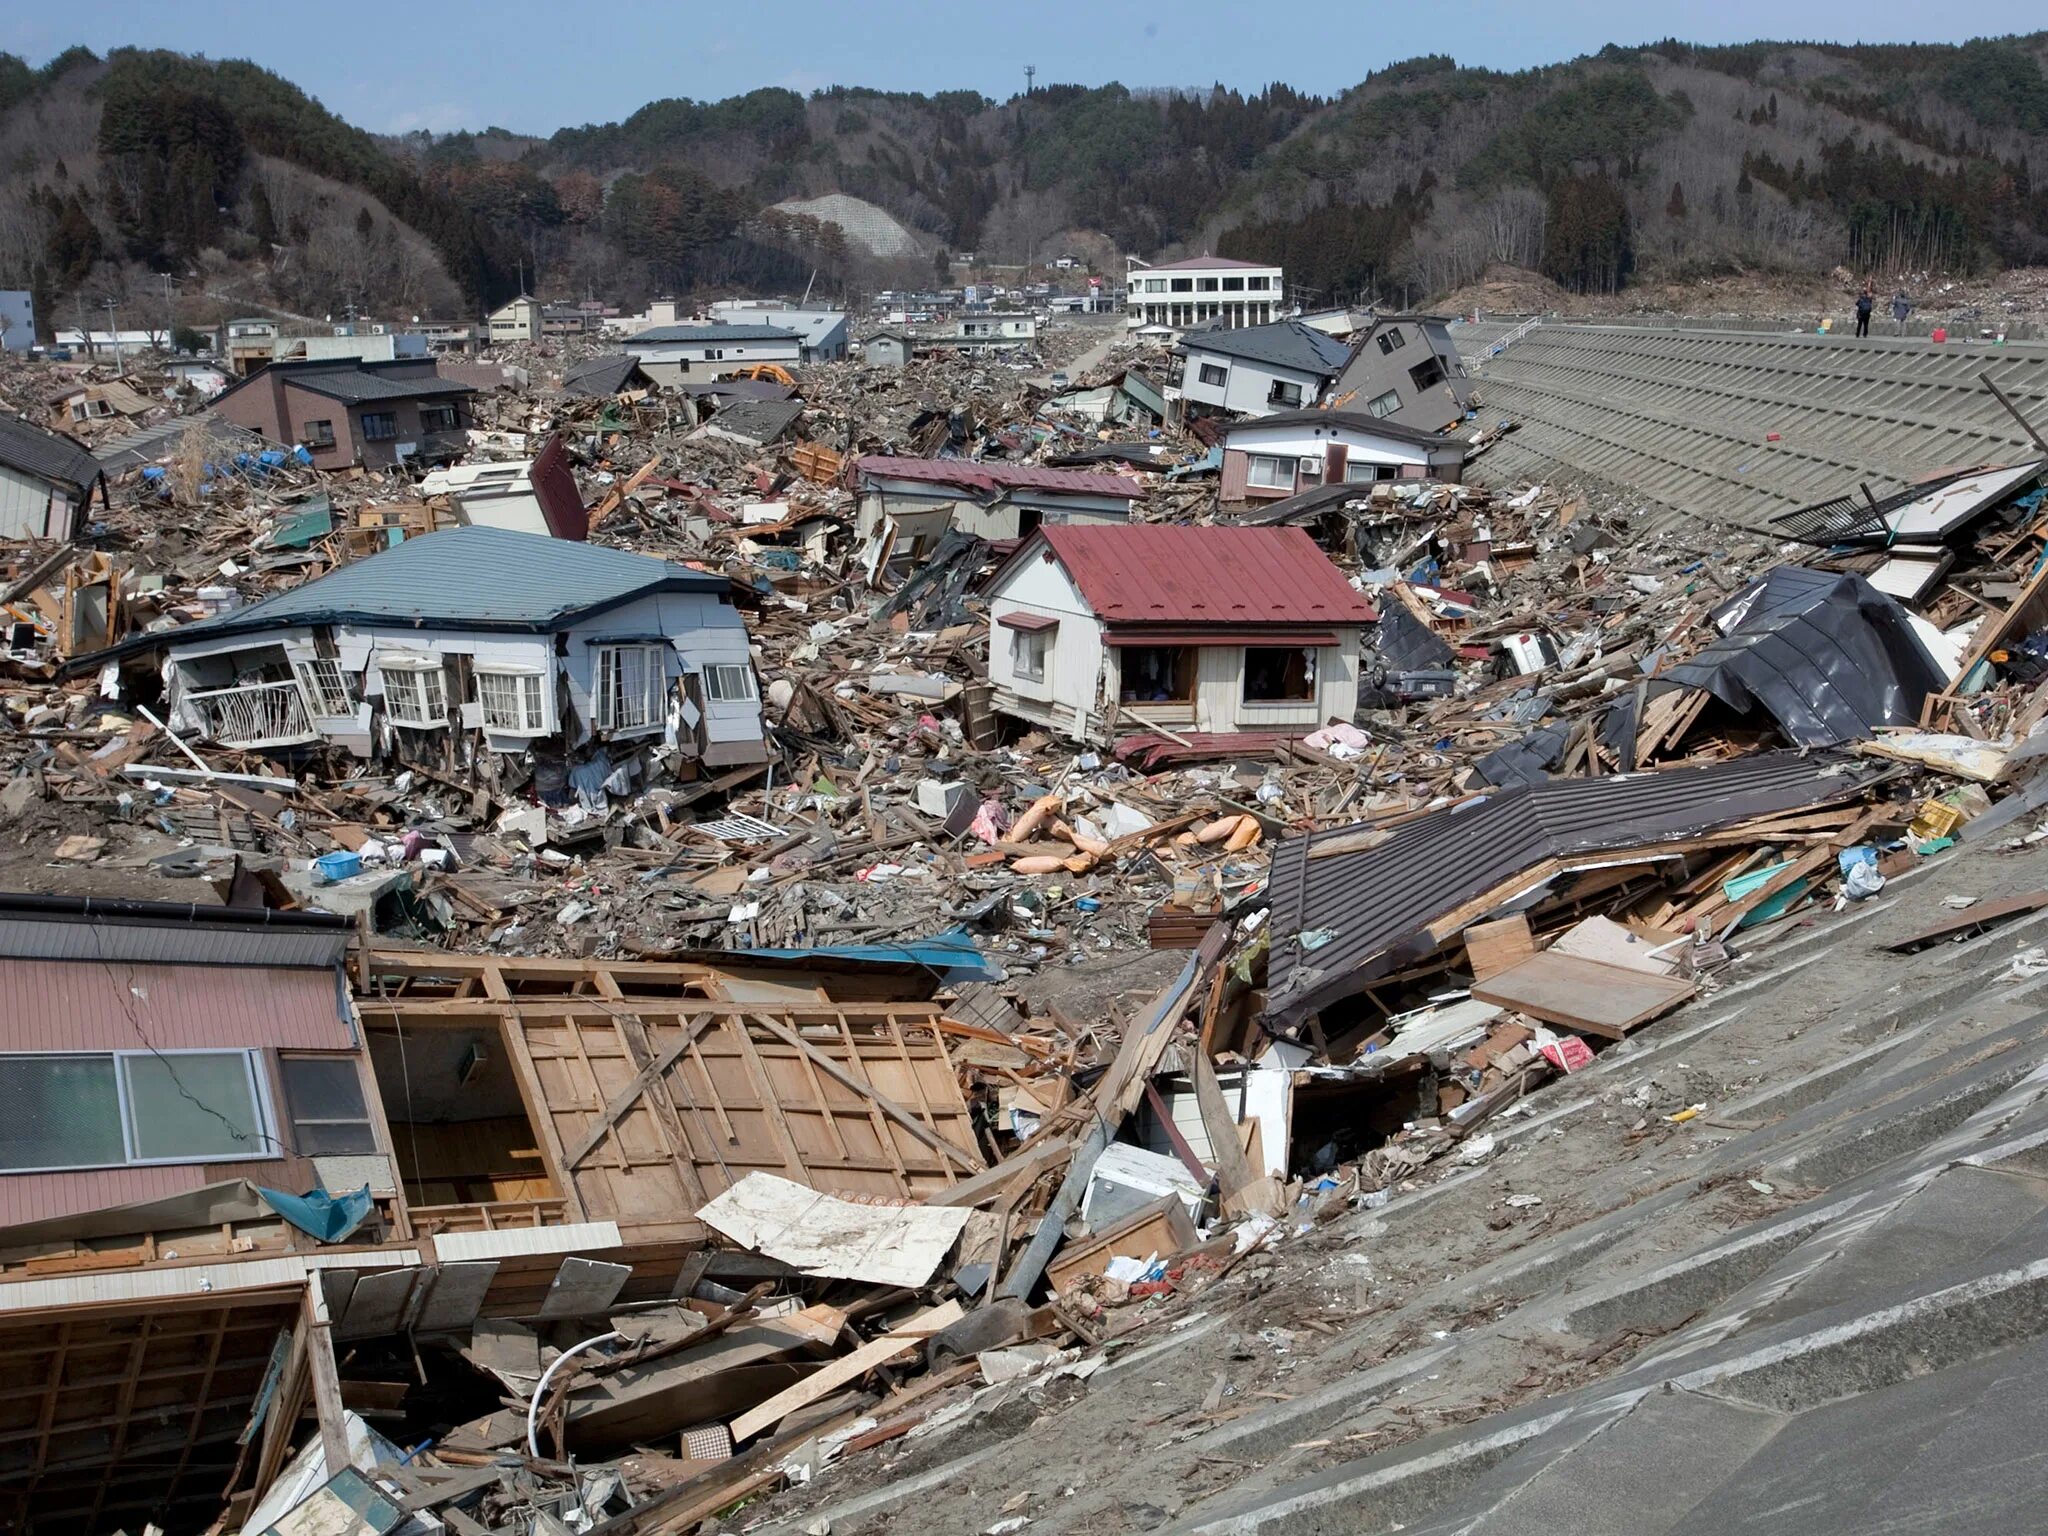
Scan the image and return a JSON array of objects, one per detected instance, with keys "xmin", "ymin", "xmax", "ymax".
[
  {"xmin": 1661, "ymin": 567, "xmax": 1945, "ymax": 748},
  {"xmin": 259, "ymin": 1183, "xmax": 374, "ymax": 1243}
]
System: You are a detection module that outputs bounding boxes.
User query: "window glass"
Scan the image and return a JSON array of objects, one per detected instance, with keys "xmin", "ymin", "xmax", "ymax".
[
  {"xmin": 597, "ymin": 645, "xmax": 665, "ymax": 731},
  {"xmin": 1248, "ymin": 455, "xmax": 1293, "ymax": 489},
  {"xmin": 123, "ymin": 1053, "xmax": 265, "ymax": 1161},
  {"xmin": 1367, "ymin": 389, "xmax": 1402, "ymax": 418},
  {"xmin": 0, "ymin": 1056, "xmax": 124, "ymax": 1170},
  {"xmin": 1244, "ymin": 646, "xmax": 1317, "ymax": 702},
  {"xmin": 704, "ymin": 663, "xmax": 757, "ymax": 702},
  {"xmin": 1198, "ymin": 363, "xmax": 1227, "ymax": 387},
  {"xmin": 296, "ymin": 658, "xmax": 353, "ymax": 717},
  {"xmin": 1013, "ymin": 628, "xmax": 1048, "ymax": 682},
  {"xmin": 360, "ymin": 411, "xmax": 397, "ymax": 441},
  {"xmin": 281, "ymin": 1057, "xmax": 377, "ymax": 1156},
  {"xmin": 477, "ymin": 670, "xmax": 546, "ymax": 732}
]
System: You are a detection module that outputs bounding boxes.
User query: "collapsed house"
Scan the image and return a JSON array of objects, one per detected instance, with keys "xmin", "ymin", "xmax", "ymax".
[
  {"xmin": 113, "ymin": 526, "xmax": 767, "ymax": 775},
  {"xmin": 852, "ymin": 455, "xmax": 1144, "ymax": 558},
  {"xmin": 0, "ymin": 413, "xmax": 107, "ymax": 540}
]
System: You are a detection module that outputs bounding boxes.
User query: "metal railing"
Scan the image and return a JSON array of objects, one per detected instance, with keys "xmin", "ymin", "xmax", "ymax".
[{"xmin": 182, "ymin": 679, "xmax": 319, "ymax": 748}]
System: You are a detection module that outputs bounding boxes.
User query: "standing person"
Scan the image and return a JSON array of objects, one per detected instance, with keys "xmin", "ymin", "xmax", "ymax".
[
  {"xmin": 1854, "ymin": 282, "xmax": 1875, "ymax": 338},
  {"xmin": 1891, "ymin": 288, "xmax": 1912, "ymax": 333}
]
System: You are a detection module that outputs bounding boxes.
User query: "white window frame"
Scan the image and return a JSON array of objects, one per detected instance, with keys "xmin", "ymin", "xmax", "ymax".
[
  {"xmin": 1197, "ymin": 362, "xmax": 1228, "ymax": 388},
  {"xmin": 1247, "ymin": 454, "xmax": 1293, "ymax": 490},
  {"xmin": 378, "ymin": 655, "xmax": 449, "ymax": 728},
  {"xmin": 1012, "ymin": 627, "xmax": 1049, "ymax": 683},
  {"xmin": 594, "ymin": 643, "xmax": 667, "ymax": 735},
  {"xmin": 295, "ymin": 657, "xmax": 354, "ymax": 718},
  {"xmin": 476, "ymin": 667, "xmax": 549, "ymax": 734},
  {"xmin": 1367, "ymin": 389, "xmax": 1402, "ymax": 419},
  {"xmin": 0, "ymin": 1048, "xmax": 274, "ymax": 1173},
  {"xmin": 702, "ymin": 662, "xmax": 758, "ymax": 703}
]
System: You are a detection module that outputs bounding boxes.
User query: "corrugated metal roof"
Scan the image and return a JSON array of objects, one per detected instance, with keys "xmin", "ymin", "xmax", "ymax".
[
  {"xmin": 0, "ymin": 907, "xmax": 351, "ymax": 968},
  {"xmin": 856, "ymin": 455, "xmax": 1142, "ymax": 500},
  {"xmin": 0, "ymin": 958, "xmax": 353, "ymax": 1051},
  {"xmin": 0, "ymin": 413, "xmax": 103, "ymax": 493},
  {"xmin": 1264, "ymin": 753, "xmax": 1896, "ymax": 1027},
  {"xmin": 1032, "ymin": 523, "xmax": 1379, "ymax": 628},
  {"xmin": 154, "ymin": 525, "xmax": 724, "ymax": 644},
  {"xmin": 1182, "ymin": 321, "xmax": 1353, "ymax": 376}
]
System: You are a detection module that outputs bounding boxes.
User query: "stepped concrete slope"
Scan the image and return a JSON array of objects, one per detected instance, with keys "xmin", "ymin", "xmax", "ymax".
[
  {"xmin": 1456, "ymin": 322, "xmax": 2048, "ymax": 531},
  {"xmin": 753, "ymin": 836, "xmax": 2048, "ymax": 1536}
]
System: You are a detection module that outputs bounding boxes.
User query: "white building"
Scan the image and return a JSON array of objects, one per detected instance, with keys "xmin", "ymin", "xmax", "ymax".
[
  {"xmin": 1220, "ymin": 411, "xmax": 1468, "ymax": 503},
  {"xmin": 626, "ymin": 325, "xmax": 803, "ymax": 386},
  {"xmin": 486, "ymin": 295, "xmax": 543, "ymax": 345},
  {"xmin": 984, "ymin": 522, "xmax": 1375, "ymax": 750},
  {"xmin": 1126, "ymin": 255, "xmax": 1283, "ymax": 331},
  {"xmin": 0, "ymin": 290, "xmax": 33, "ymax": 352}
]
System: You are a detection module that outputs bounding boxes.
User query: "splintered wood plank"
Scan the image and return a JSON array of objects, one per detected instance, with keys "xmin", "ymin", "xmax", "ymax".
[
  {"xmin": 1472, "ymin": 950, "xmax": 1696, "ymax": 1039},
  {"xmin": 1882, "ymin": 890, "xmax": 2048, "ymax": 953}
]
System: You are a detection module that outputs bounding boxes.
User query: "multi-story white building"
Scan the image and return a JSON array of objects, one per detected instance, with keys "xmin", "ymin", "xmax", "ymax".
[{"xmin": 1126, "ymin": 256, "xmax": 1283, "ymax": 331}]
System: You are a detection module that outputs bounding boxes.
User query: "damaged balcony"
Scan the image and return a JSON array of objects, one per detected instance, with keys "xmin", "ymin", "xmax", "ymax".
[{"xmin": 180, "ymin": 678, "xmax": 320, "ymax": 749}]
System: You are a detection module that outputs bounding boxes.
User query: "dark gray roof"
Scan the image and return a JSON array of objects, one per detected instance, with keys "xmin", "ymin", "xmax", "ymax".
[
  {"xmin": 214, "ymin": 359, "xmax": 476, "ymax": 410},
  {"xmin": 1182, "ymin": 320, "xmax": 1353, "ymax": 377},
  {"xmin": 561, "ymin": 354, "xmax": 654, "ymax": 398},
  {"xmin": 0, "ymin": 413, "xmax": 103, "ymax": 494},
  {"xmin": 695, "ymin": 398, "xmax": 805, "ymax": 445},
  {"xmin": 157, "ymin": 525, "xmax": 725, "ymax": 645},
  {"xmin": 1234, "ymin": 409, "xmax": 1463, "ymax": 452},
  {"xmin": 633, "ymin": 324, "xmax": 801, "ymax": 345},
  {"xmin": 1263, "ymin": 753, "xmax": 1897, "ymax": 1027},
  {"xmin": 94, "ymin": 412, "xmax": 267, "ymax": 472}
]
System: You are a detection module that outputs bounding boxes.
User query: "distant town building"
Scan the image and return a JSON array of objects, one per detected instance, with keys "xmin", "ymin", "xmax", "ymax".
[
  {"xmin": 706, "ymin": 301, "xmax": 849, "ymax": 362},
  {"xmin": 211, "ymin": 358, "xmax": 476, "ymax": 470},
  {"xmin": 486, "ymin": 295, "xmax": 543, "ymax": 345},
  {"xmin": 0, "ymin": 290, "xmax": 33, "ymax": 352},
  {"xmin": 1126, "ymin": 256, "xmax": 1283, "ymax": 331},
  {"xmin": 626, "ymin": 325, "xmax": 803, "ymax": 386}
]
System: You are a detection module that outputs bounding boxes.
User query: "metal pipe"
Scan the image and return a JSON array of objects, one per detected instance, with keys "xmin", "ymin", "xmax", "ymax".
[{"xmin": 526, "ymin": 1329, "xmax": 621, "ymax": 1459}]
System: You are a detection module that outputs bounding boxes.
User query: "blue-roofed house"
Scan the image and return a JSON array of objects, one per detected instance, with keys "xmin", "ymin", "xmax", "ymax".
[
  {"xmin": 625, "ymin": 324, "xmax": 804, "ymax": 386},
  {"xmin": 151, "ymin": 526, "xmax": 767, "ymax": 770}
]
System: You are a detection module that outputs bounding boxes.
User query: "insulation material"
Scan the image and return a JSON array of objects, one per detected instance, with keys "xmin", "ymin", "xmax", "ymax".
[{"xmin": 696, "ymin": 1173, "xmax": 972, "ymax": 1288}]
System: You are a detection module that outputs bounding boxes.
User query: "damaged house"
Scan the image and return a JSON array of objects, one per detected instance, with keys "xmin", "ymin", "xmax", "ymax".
[
  {"xmin": 985, "ymin": 523, "xmax": 1376, "ymax": 753},
  {"xmin": 1328, "ymin": 312, "xmax": 1476, "ymax": 433},
  {"xmin": 209, "ymin": 358, "xmax": 477, "ymax": 471},
  {"xmin": 1221, "ymin": 410, "xmax": 1468, "ymax": 504},
  {"xmin": 853, "ymin": 455, "xmax": 1142, "ymax": 553},
  {"xmin": 129, "ymin": 525, "xmax": 767, "ymax": 775},
  {"xmin": 0, "ymin": 413, "xmax": 106, "ymax": 541}
]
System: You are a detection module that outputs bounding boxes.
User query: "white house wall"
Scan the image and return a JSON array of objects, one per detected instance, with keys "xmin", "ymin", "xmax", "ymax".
[
  {"xmin": 1179, "ymin": 352, "xmax": 1328, "ymax": 416},
  {"xmin": 986, "ymin": 553, "xmax": 1106, "ymax": 738},
  {"xmin": 1227, "ymin": 424, "xmax": 1430, "ymax": 471},
  {"xmin": 0, "ymin": 464, "xmax": 60, "ymax": 540}
]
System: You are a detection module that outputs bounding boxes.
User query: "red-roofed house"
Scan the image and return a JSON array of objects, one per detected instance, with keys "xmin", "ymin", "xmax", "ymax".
[{"xmin": 985, "ymin": 523, "xmax": 1377, "ymax": 751}]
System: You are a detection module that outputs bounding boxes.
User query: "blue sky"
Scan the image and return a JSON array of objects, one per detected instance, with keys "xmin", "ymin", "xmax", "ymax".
[{"xmin": 4, "ymin": 1, "xmax": 2039, "ymax": 137}]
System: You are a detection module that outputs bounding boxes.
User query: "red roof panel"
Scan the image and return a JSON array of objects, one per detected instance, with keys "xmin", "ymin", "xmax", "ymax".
[
  {"xmin": 855, "ymin": 456, "xmax": 1142, "ymax": 500},
  {"xmin": 1037, "ymin": 524, "xmax": 1378, "ymax": 628}
]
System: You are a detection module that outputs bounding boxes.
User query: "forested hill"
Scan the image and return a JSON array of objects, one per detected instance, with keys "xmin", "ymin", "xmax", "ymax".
[{"xmin": 0, "ymin": 35, "xmax": 2045, "ymax": 323}]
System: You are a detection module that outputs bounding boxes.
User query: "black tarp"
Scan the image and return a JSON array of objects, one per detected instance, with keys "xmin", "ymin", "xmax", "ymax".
[{"xmin": 1660, "ymin": 566, "xmax": 1945, "ymax": 747}]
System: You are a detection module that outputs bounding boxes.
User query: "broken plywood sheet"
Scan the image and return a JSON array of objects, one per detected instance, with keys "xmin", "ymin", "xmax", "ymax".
[
  {"xmin": 1546, "ymin": 915, "xmax": 1679, "ymax": 975},
  {"xmin": 1462, "ymin": 913, "xmax": 1535, "ymax": 980},
  {"xmin": 697, "ymin": 1172, "xmax": 972, "ymax": 1289},
  {"xmin": 1471, "ymin": 950, "xmax": 1696, "ymax": 1039}
]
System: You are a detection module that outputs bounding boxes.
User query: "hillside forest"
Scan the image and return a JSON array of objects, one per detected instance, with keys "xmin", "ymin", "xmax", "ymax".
[{"xmin": 0, "ymin": 35, "xmax": 2045, "ymax": 329}]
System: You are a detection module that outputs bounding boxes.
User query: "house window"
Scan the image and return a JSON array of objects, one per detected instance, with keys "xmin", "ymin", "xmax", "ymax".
[
  {"xmin": 594, "ymin": 643, "xmax": 666, "ymax": 733},
  {"xmin": 419, "ymin": 404, "xmax": 462, "ymax": 433},
  {"xmin": 1222, "ymin": 276, "xmax": 1245, "ymax": 292},
  {"xmin": 379, "ymin": 656, "xmax": 449, "ymax": 728},
  {"xmin": 476, "ymin": 668, "xmax": 548, "ymax": 734},
  {"xmin": 1268, "ymin": 380, "xmax": 1304, "ymax": 408},
  {"xmin": 703, "ymin": 663, "xmax": 758, "ymax": 703},
  {"xmin": 280, "ymin": 1056, "xmax": 378, "ymax": 1156},
  {"xmin": 1377, "ymin": 328, "xmax": 1407, "ymax": 355},
  {"xmin": 295, "ymin": 658, "xmax": 354, "ymax": 718},
  {"xmin": 360, "ymin": 411, "xmax": 398, "ymax": 441},
  {"xmin": 1198, "ymin": 362, "xmax": 1228, "ymax": 387},
  {"xmin": 1197, "ymin": 277, "xmax": 1219, "ymax": 292},
  {"xmin": 1367, "ymin": 389, "xmax": 1402, "ymax": 419},
  {"xmin": 1120, "ymin": 645, "xmax": 1196, "ymax": 703},
  {"xmin": 1246, "ymin": 276, "xmax": 1270, "ymax": 290},
  {"xmin": 303, "ymin": 419, "xmax": 336, "ymax": 448},
  {"xmin": 1346, "ymin": 461, "xmax": 1399, "ymax": 482},
  {"xmin": 1408, "ymin": 355, "xmax": 1447, "ymax": 391},
  {"xmin": 1247, "ymin": 454, "xmax": 1294, "ymax": 490},
  {"xmin": 1170, "ymin": 278, "xmax": 1193, "ymax": 293},
  {"xmin": 0, "ymin": 1051, "xmax": 270, "ymax": 1171},
  {"xmin": 1244, "ymin": 646, "xmax": 1317, "ymax": 702},
  {"xmin": 1013, "ymin": 627, "xmax": 1049, "ymax": 682}
]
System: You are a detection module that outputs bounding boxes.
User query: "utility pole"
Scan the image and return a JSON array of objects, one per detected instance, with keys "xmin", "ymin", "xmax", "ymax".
[
  {"xmin": 1024, "ymin": 65, "xmax": 1035, "ymax": 96},
  {"xmin": 103, "ymin": 297, "xmax": 122, "ymax": 369},
  {"xmin": 156, "ymin": 272, "xmax": 175, "ymax": 350}
]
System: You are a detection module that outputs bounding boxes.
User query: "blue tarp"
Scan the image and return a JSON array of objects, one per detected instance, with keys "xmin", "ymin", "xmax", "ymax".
[
  {"xmin": 736, "ymin": 926, "xmax": 1003, "ymax": 983},
  {"xmin": 259, "ymin": 1184, "xmax": 374, "ymax": 1243}
]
